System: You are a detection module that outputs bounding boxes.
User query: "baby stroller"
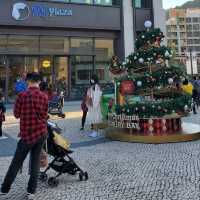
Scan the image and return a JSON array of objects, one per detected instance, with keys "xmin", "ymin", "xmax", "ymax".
[
  {"xmin": 39, "ymin": 121, "xmax": 88, "ymax": 187},
  {"xmin": 48, "ymin": 91, "xmax": 66, "ymax": 118}
]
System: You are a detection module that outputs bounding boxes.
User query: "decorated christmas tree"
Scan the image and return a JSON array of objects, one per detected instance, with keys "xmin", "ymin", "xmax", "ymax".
[{"xmin": 105, "ymin": 21, "xmax": 192, "ymax": 137}]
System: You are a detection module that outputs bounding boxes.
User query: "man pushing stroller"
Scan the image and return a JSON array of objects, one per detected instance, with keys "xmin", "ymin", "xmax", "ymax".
[{"xmin": 0, "ymin": 72, "xmax": 48, "ymax": 200}]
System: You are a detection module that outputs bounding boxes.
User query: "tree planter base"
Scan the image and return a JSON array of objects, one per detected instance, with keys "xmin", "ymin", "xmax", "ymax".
[{"xmin": 105, "ymin": 122, "xmax": 200, "ymax": 144}]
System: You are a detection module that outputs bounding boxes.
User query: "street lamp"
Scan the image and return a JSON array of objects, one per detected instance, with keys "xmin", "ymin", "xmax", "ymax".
[{"xmin": 189, "ymin": 48, "xmax": 194, "ymax": 76}]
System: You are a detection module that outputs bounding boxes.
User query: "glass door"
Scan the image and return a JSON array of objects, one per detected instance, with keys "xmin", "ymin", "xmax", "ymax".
[
  {"xmin": 39, "ymin": 56, "xmax": 53, "ymax": 89},
  {"xmin": 8, "ymin": 56, "xmax": 25, "ymax": 101},
  {"xmin": 70, "ymin": 55, "xmax": 94, "ymax": 99},
  {"xmin": 54, "ymin": 56, "xmax": 69, "ymax": 97},
  {"xmin": 7, "ymin": 56, "xmax": 40, "ymax": 101},
  {"xmin": 0, "ymin": 56, "xmax": 6, "ymax": 95}
]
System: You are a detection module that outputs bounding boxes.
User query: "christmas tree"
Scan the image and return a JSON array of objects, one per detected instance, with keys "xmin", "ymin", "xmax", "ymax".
[{"xmin": 113, "ymin": 21, "xmax": 192, "ymax": 118}]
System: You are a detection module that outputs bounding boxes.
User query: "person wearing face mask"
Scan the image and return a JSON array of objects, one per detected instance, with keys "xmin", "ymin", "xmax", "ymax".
[{"xmin": 86, "ymin": 75, "xmax": 102, "ymax": 137}]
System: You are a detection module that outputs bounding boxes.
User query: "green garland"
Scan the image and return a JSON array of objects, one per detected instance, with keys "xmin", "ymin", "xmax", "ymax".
[
  {"xmin": 125, "ymin": 46, "xmax": 172, "ymax": 69},
  {"xmin": 116, "ymin": 65, "xmax": 184, "ymax": 90},
  {"xmin": 115, "ymin": 94, "xmax": 191, "ymax": 118}
]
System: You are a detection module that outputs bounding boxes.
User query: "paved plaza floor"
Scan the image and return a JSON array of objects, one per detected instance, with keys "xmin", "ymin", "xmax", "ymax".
[{"xmin": 1, "ymin": 104, "xmax": 200, "ymax": 200}]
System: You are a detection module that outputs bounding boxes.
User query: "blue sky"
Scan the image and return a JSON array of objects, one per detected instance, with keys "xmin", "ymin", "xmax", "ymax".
[{"xmin": 163, "ymin": 0, "xmax": 190, "ymax": 9}]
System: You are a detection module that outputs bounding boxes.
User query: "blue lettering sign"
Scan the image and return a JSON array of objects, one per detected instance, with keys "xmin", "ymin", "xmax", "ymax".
[
  {"xmin": 32, "ymin": 4, "xmax": 72, "ymax": 17},
  {"xmin": 32, "ymin": 5, "xmax": 49, "ymax": 17}
]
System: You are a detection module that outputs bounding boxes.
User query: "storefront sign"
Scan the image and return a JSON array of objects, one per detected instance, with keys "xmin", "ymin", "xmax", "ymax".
[
  {"xmin": 32, "ymin": 5, "xmax": 72, "ymax": 17},
  {"xmin": 12, "ymin": 2, "xmax": 72, "ymax": 21},
  {"xmin": 108, "ymin": 113, "xmax": 140, "ymax": 129}
]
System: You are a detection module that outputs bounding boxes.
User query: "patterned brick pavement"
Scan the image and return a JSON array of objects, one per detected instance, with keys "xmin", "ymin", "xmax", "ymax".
[{"xmin": 1, "ymin": 108, "xmax": 200, "ymax": 199}]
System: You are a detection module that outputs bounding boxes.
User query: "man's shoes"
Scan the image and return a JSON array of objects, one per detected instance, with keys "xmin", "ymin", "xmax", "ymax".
[
  {"xmin": 0, "ymin": 191, "xmax": 8, "ymax": 196},
  {"xmin": 27, "ymin": 193, "xmax": 35, "ymax": 200},
  {"xmin": 80, "ymin": 127, "xmax": 84, "ymax": 131},
  {"xmin": 193, "ymin": 112, "xmax": 197, "ymax": 114},
  {"xmin": 0, "ymin": 187, "xmax": 9, "ymax": 196}
]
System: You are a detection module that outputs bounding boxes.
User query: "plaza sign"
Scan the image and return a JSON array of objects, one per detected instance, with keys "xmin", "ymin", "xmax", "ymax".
[
  {"xmin": 32, "ymin": 5, "xmax": 72, "ymax": 17},
  {"xmin": 12, "ymin": 2, "xmax": 72, "ymax": 21}
]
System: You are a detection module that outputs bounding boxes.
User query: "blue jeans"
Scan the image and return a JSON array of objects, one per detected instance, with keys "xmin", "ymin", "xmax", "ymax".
[{"xmin": 1, "ymin": 135, "xmax": 46, "ymax": 194}]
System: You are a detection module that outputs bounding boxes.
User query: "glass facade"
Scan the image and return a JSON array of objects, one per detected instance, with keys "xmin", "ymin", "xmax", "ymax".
[
  {"xmin": 133, "ymin": 0, "xmax": 152, "ymax": 8},
  {"xmin": 40, "ymin": 36, "xmax": 69, "ymax": 54},
  {"xmin": 0, "ymin": 35, "xmax": 114, "ymax": 100},
  {"xmin": 7, "ymin": 35, "xmax": 39, "ymax": 53},
  {"xmin": 95, "ymin": 39, "xmax": 114, "ymax": 82}
]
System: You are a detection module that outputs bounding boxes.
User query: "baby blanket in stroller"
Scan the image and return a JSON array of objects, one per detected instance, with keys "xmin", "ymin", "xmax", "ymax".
[{"xmin": 53, "ymin": 132, "xmax": 70, "ymax": 150}]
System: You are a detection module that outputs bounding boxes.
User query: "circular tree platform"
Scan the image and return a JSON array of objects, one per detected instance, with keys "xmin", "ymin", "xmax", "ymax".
[{"xmin": 105, "ymin": 122, "xmax": 200, "ymax": 144}]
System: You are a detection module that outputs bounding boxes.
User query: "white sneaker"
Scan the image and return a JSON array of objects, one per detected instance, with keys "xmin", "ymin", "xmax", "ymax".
[
  {"xmin": 0, "ymin": 136, "xmax": 8, "ymax": 140},
  {"xmin": 89, "ymin": 131, "xmax": 98, "ymax": 138},
  {"xmin": 27, "ymin": 193, "xmax": 35, "ymax": 200}
]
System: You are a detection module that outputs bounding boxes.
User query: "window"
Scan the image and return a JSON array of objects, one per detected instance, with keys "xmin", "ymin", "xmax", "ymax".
[
  {"xmin": 186, "ymin": 24, "xmax": 192, "ymax": 31},
  {"xmin": 187, "ymin": 32, "xmax": 193, "ymax": 37},
  {"xmin": 94, "ymin": 0, "xmax": 112, "ymax": 6},
  {"xmin": 193, "ymin": 32, "xmax": 200, "ymax": 37},
  {"xmin": 48, "ymin": 0, "xmax": 70, "ymax": 2},
  {"xmin": 7, "ymin": 35, "xmax": 39, "ymax": 53},
  {"xmin": 70, "ymin": 38, "xmax": 93, "ymax": 54},
  {"xmin": 71, "ymin": 56, "xmax": 93, "ymax": 85},
  {"xmin": 95, "ymin": 39, "xmax": 114, "ymax": 82},
  {"xmin": 186, "ymin": 18, "xmax": 191, "ymax": 23},
  {"xmin": 134, "ymin": 0, "xmax": 152, "ymax": 8},
  {"xmin": 48, "ymin": 0, "xmax": 120, "ymax": 5},
  {"xmin": 0, "ymin": 35, "xmax": 7, "ymax": 51},
  {"xmin": 192, "ymin": 18, "xmax": 198, "ymax": 23},
  {"xmin": 193, "ymin": 24, "xmax": 200, "ymax": 31},
  {"xmin": 40, "ymin": 36, "xmax": 69, "ymax": 54},
  {"xmin": 70, "ymin": 0, "xmax": 92, "ymax": 4}
]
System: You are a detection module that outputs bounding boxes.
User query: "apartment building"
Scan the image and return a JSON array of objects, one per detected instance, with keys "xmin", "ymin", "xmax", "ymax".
[{"xmin": 167, "ymin": 8, "xmax": 200, "ymax": 74}]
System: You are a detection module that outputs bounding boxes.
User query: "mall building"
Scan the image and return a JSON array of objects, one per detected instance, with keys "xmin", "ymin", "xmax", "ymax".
[{"xmin": 0, "ymin": 0, "xmax": 165, "ymax": 100}]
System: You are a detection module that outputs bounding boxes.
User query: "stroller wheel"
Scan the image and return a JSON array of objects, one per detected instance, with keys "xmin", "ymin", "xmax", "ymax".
[
  {"xmin": 79, "ymin": 172, "xmax": 84, "ymax": 181},
  {"xmin": 48, "ymin": 177, "xmax": 59, "ymax": 187},
  {"xmin": 61, "ymin": 113, "xmax": 66, "ymax": 118},
  {"xmin": 84, "ymin": 172, "xmax": 88, "ymax": 181},
  {"xmin": 39, "ymin": 172, "xmax": 48, "ymax": 182}
]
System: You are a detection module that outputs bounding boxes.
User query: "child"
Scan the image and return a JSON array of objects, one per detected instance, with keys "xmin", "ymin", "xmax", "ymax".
[
  {"xmin": 0, "ymin": 92, "xmax": 6, "ymax": 138},
  {"xmin": 108, "ymin": 98, "xmax": 114, "ymax": 113},
  {"xmin": 80, "ymin": 90, "xmax": 88, "ymax": 131}
]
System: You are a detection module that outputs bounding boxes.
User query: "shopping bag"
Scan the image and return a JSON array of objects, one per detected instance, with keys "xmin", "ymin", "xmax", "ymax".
[{"xmin": 40, "ymin": 149, "xmax": 48, "ymax": 168}]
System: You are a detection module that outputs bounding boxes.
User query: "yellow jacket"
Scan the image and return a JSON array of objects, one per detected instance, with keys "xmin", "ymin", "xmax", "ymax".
[{"xmin": 181, "ymin": 83, "xmax": 193, "ymax": 95}]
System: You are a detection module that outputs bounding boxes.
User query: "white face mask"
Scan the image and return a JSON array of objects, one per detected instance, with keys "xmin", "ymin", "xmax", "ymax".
[{"xmin": 90, "ymin": 79, "xmax": 95, "ymax": 84}]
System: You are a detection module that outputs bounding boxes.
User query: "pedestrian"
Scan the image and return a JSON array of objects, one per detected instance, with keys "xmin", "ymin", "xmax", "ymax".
[
  {"xmin": 0, "ymin": 92, "xmax": 6, "ymax": 139},
  {"xmin": 39, "ymin": 76, "xmax": 48, "ymax": 92},
  {"xmin": 86, "ymin": 75, "xmax": 102, "ymax": 137},
  {"xmin": 181, "ymin": 79, "xmax": 196, "ymax": 114},
  {"xmin": 80, "ymin": 90, "xmax": 88, "ymax": 131},
  {"xmin": 192, "ymin": 87, "xmax": 198, "ymax": 114},
  {"xmin": 15, "ymin": 74, "xmax": 27, "ymax": 94},
  {"xmin": 181, "ymin": 79, "xmax": 193, "ymax": 95},
  {"xmin": 0, "ymin": 72, "xmax": 48, "ymax": 200}
]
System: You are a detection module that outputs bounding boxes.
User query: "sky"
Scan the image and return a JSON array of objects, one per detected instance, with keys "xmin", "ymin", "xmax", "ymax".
[{"xmin": 163, "ymin": 0, "xmax": 191, "ymax": 9}]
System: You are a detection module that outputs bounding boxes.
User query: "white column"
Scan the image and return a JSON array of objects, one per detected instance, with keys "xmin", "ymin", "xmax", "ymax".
[
  {"xmin": 123, "ymin": 0, "xmax": 134, "ymax": 57},
  {"xmin": 153, "ymin": 0, "xmax": 166, "ymax": 42}
]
